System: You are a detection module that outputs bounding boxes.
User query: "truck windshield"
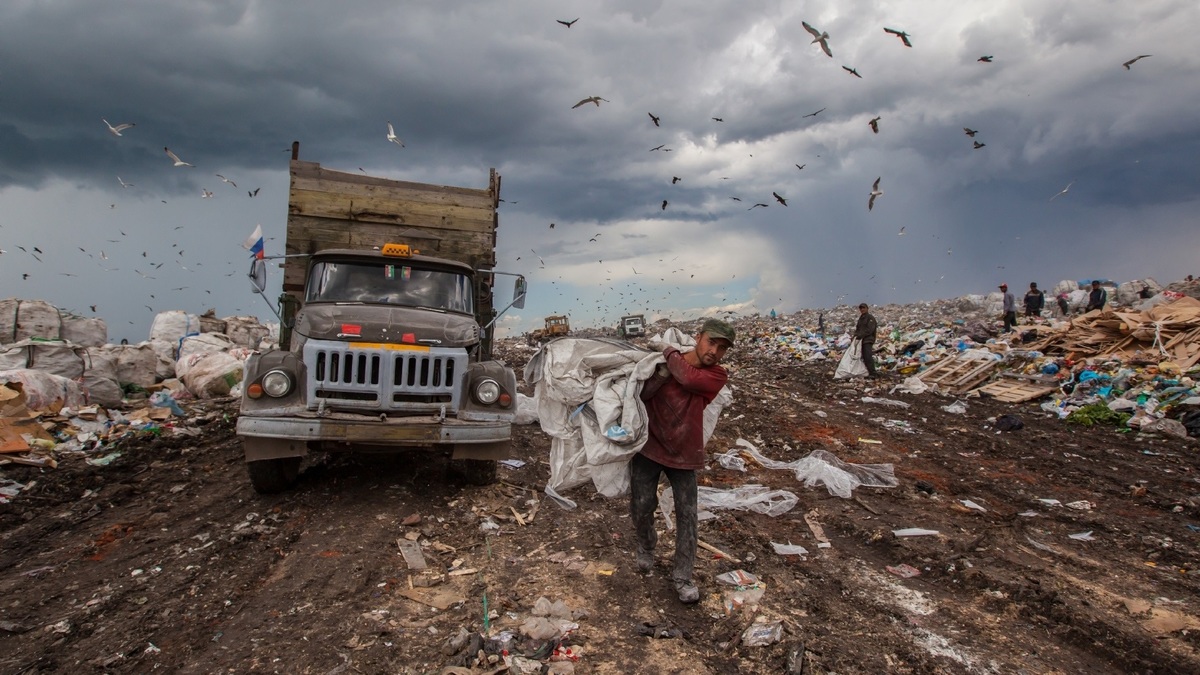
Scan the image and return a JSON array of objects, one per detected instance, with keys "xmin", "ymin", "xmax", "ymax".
[{"xmin": 306, "ymin": 261, "xmax": 475, "ymax": 315}]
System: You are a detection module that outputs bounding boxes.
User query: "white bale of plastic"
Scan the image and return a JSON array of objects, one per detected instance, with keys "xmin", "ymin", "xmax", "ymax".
[
  {"xmin": 0, "ymin": 298, "xmax": 63, "ymax": 344},
  {"xmin": 149, "ymin": 310, "xmax": 200, "ymax": 344},
  {"xmin": 0, "ymin": 339, "xmax": 87, "ymax": 379},
  {"xmin": 60, "ymin": 315, "xmax": 108, "ymax": 348},
  {"xmin": 0, "ymin": 369, "xmax": 87, "ymax": 412},
  {"xmin": 222, "ymin": 315, "xmax": 271, "ymax": 349},
  {"xmin": 180, "ymin": 351, "xmax": 245, "ymax": 399},
  {"xmin": 146, "ymin": 339, "xmax": 177, "ymax": 380},
  {"xmin": 1052, "ymin": 280, "xmax": 1077, "ymax": 297},
  {"xmin": 959, "ymin": 294, "xmax": 988, "ymax": 308},
  {"xmin": 99, "ymin": 343, "xmax": 159, "ymax": 387},
  {"xmin": 178, "ymin": 332, "xmax": 236, "ymax": 362},
  {"xmin": 80, "ymin": 349, "xmax": 123, "ymax": 407},
  {"xmin": 1067, "ymin": 289, "xmax": 1089, "ymax": 311}
]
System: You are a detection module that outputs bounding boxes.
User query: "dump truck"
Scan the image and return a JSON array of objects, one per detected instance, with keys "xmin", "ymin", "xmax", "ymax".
[
  {"xmin": 527, "ymin": 315, "xmax": 569, "ymax": 345},
  {"xmin": 617, "ymin": 314, "xmax": 646, "ymax": 339},
  {"xmin": 237, "ymin": 144, "xmax": 527, "ymax": 493}
]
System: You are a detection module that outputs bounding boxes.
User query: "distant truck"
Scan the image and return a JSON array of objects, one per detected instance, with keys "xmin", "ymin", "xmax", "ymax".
[
  {"xmin": 527, "ymin": 315, "xmax": 569, "ymax": 345},
  {"xmin": 237, "ymin": 144, "xmax": 527, "ymax": 493},
  {"xmin": 617, "ymin": 314, "xmax": 646, "ymax": 339}
]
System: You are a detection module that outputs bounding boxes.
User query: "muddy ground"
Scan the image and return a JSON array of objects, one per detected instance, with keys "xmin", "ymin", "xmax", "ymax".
[{"xmin": 1, "ymin": 339, "xmax": 1198, "ymax": 674}]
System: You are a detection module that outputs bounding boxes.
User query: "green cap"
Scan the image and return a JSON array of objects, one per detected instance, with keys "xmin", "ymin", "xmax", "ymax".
[{"xmin": 701, "ymin": 318, "xmax": 736, "ymax": 345}]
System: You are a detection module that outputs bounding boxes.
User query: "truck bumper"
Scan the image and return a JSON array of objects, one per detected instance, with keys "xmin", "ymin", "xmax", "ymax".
[{"xmin": 237, "ymin": 413, "xmax": 510, "ymax": 445}]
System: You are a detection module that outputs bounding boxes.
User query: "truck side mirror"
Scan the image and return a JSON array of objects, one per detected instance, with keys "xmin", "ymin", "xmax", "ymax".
[
  {"xmin": 512, "ymin": 276, "xmax": 527, "ymax": 309},
  {"xmin": 249, "ymin": 259, "xmax": 267, "ymax": 294}
]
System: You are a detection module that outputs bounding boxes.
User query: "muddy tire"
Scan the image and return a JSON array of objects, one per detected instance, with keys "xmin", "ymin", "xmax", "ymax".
[
  {"xmin": 246, "ymin": 457, "xmax": 302, "ymax": 494},
  {"xmin": 450, "ymin": 458, "xmax": 498, "ymax": 486}
]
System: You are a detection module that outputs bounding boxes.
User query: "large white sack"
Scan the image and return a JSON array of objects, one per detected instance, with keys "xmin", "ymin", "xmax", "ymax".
[
  {"xmin": 60, "ymin": 315, "xmax": 107, "ymax": 348},
  {"xmin": 1067, "ymin": 289, "xmax": 1089, "ymax": 311},
  {"xmin": 99, "ymin": 343, "xmax": 159, "ymax": 387},
  {"xmin": 0, "ymin": 340, "xmax": 87, "ymax": 379},
  {"xmin": 0, "ymin": 369, "xmax": 86, "ymax": 412},
  {"xmin": 178, "ymin": 333, "xmax": 236, "ymax": 362},
  {"xmin": 180, "ymin": 351, "xmax": 245, "ymax": 398},
  {"xmin": 222, "ymin": 315, "xmax": 271, "ymax": 349},
  {"xmin": 149, "ymin": 310, "xmax": 200, "ymax": 344},
  {"xmin": 0, "ymin": 298, "xmax": 63, "ymax": 344},
  {"xmin": 1052, "ymin": 280, "xmax": 1077, "ymax": 297},
  {"xmin": 834, "ymin": 339, "xmax": 869, "ymax": 379},
  {"xmin": 146, "ymin": 339, "xmax": 177, "ymax": 380},
  {"xmin": 80, "ymin": 349, "xmax": 122, "ymax": 407}
]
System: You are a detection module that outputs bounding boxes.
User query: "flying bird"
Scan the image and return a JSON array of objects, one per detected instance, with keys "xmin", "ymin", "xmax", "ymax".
[
  {"xmin": 202, "ymin": 189, "xmax": 214, "ymax": 198},
  {"xmin": 661, "ymin": 200, "xmax": 668, "ymax": 210},
  {"xmin": 572, "ymin": 96, "xmax": 609, "ymax": 108},
  {"xmin": 712, "ymin": 117, "xmax": 724, "ymax": 122},
  {"xmin": 868, "ymin": 116, "xmax": 880, "ymax": 134},
  {"xmin": 897, "ymin": 226, "xmax": 906, "ymax": 236},
  {"xmin": 963, "ymin": 127, "xmax": 978, "ymax": 137},
  {"xmin": 772, "ymin": 192, "xmax": 788, "ymax": 206},
  {"xmin": 748, "ymin": 203, "xmax": 769, "ymax": 210},
  {"xmin": 103, "ymin": 119, "xmax": 135, "ymax": 136},
  {"xmin": 248, "ymin": 188, "xmax": 260, "ymax": 197},
  {"xmin": 1122, "ymin": 55, "xmax": 1151, "ymax": 70},
  {"xmin": 803, "ymin": 107, "xmax": 826, "ymax": 118},
  {"xmin": 842, "ymin": 66, "xmax": 862, "ymax": 78},
  {"xmin": 730, "ymin": 197, "xmax": 742, "ymax": 201},
  {"xmin": 868, "ymin": 177, "xmax": 883, "ymax": 211},
  {"xmin": 883, "ymin": 27, "xmax": 912, "ymax": 47},
  {"xmin": 386, "ymin": 121, "xmax": 404, "ymax": 146},
  {"xmin": 802, "ymin": 21, "xmax": 832, "ymax": 57},
  {"xmin": 973, "ymin": 141, "xmax": 986, "ymax": 149},
  {"xmin": 164, "ymin": 147, "xmax": 194, "ymax": 167},
  {"xmin": 795, "ymin": 164, "xmax": 806, "ymax": 171},
  {"xmin": 117, "ymin": 176, "xmax": 133, "ymax": 188},
  {"xmin": 649, "ymin": 144, "xmax": 666, "ymax": 151},
  {"xmin": 671, "ymin": 176, "xmax": 680, "ymax": 184},
  {"xmin": 549, "ymin": 223, "xmax": 555, "ymax": 229},
  {"xmin": 557, "ymin": 18, "xmax": 578, "ymax": 28},
  {"xmin": 1049, "ymin": 181, "xmax": 1075, "ymax": 201},
  {"xmin": 648, "ymin": 113, "xmax": 660, "ymax": 127},
  {"xmin": 978, "ymin": 55, "xmax": 993, "ymax": 63},
  {"xmin": 215, "ymin": 174, "xmax": 237, "ymax": 187}
]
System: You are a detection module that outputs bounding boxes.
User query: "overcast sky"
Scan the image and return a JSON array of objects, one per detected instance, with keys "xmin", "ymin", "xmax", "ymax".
[{"xmin": 2, "ymin": 0, "xmax": 1197, "ymax": 342}]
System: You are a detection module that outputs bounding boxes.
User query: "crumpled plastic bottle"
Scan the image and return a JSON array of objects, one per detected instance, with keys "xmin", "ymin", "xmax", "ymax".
[{"xmin": 150, "ymin": 390, "xmax": 186, "ymax": 417}]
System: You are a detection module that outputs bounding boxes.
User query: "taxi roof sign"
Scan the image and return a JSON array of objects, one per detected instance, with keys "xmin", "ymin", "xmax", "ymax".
[{"xmin": 381, "ymin": 243, "xmax": 419, "ymax": 257}]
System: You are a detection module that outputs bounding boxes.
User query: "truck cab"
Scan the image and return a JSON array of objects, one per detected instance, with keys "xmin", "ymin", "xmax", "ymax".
[{"xmin": 618, "ymin": 314, "xmax": 646, "ymax": 339}]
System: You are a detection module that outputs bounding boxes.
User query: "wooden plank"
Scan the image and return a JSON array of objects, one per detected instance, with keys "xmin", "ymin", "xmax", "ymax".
[
  {"xmin": 290, "ymin": 160, "xmax": 495, "ymax": 201},
  {"xmin": 974, "ymin": 379, "xmax": 1057, "ymax": 403},
  {"xmin": 289, "ymin": 188, "xmax": 495, "ymax": 232},
  {"xmin": 290, "ymin": 174, "xmax": 494, "ymax": 211}
]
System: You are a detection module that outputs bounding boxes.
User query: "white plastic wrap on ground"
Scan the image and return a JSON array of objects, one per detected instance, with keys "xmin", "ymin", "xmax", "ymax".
[
  {"xmin": 733, "ymin": 438, "xmax": 898, "ymax": 498},
  {"xmin": 660, "ymin": 484, "xmax": 799, "ymax": 524}
]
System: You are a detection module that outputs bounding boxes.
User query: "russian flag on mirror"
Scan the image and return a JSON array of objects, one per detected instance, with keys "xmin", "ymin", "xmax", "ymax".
[{"xmin": 242, "ymin": 224, "xmax": 265, "ymax": 260}]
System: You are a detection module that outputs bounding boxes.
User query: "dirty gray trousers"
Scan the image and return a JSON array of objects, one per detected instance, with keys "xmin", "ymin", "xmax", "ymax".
[{"xmin": 630, "ymin": 453, "xmax": 698, "ymax": 585}]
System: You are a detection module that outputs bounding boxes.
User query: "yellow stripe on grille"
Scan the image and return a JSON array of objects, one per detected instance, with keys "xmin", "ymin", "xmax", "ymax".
[{"xmin": 349, "ymin": 342, "xmax": 431, "ymax": 352}]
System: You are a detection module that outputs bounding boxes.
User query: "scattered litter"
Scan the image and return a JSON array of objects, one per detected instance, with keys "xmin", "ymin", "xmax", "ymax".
[
  {"xmin": 941, "ymin": 401, "xmax": 968, "ymax": 414},
  {"xmin": 741, "ymin": 620, "xmax": 783, "ymax": 647},
  {"xmin": 959, "ymin": 499, "xmax": 987, "ymax": 512},
  {"xmin": 732, "ymin": 439, "xmax": 898, "ymax": 499},
  {"xmin": 1065, "ymin": 500, "xmax": 1095, "ymax": 511},
  {"xmin": 861, "ymin": 396, "xmax": 911, "ymax": 409},
  {"xmin": 713, "ymin": 449, "xmax": 747, "ymax": 472},
  {"xmin": 396, "ymin": 539, "xmax": 427, "ymax": 570},
  {"xmin": 1069, "ymin": 531, "xmax": 1096, "ymax": 541},
  {"xmin": 85, "ymin": 452, "xmax": 121, "ymax": 467},
  {"xmin": 1036, "ymin": 499, "xmax": 1062, "ymax": 507},
  {"xmin": 803, "ymin": 509, "xmax": 832, "ymax": 548},
  {"xmin": 770, "ymin": 541, "xmax": 809, "ymax": 556},
  {"xmin": 885, "ymin": 564, "xmax": 922, "ymax": 578},
  {"xmin": 661, "ymin": 484, "xmax": 798, "ymax": 521},
  {"xmin": 1018, "ymin": 511, "xmax": 1040, "ymax": 517},
  {"xmin": 857, "ymin": 438, "xmax": 883, "ymax": 444},
  {"xmin": 893, "ymin": 528, "xmax": 940, "ymax": 537},
  {"xmin": 716, "ymin": 570, "xmax": 759, "ymax": 587},
  {"xmin": 499, "ymin": 459, "xmax": 527, "ymax": 469}
]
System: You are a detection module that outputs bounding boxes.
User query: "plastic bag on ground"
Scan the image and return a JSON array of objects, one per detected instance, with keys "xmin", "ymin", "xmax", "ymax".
[
  {"xmin": 834, "ymin": 338, "xmax": 868, "ymax": 379},
  {"xmin": 514, "ymin": 392, "xmax": 539, "ymax": 425},
  {"xmin": 891, "ymin": 376, "xmax": 928, "ymax": 395},
  {"xmin": 661, "ymin": 484, "xmax": 799, "ymax": 524},
  {"xmin": 734, "ymin": 438, "xmax": 898, "ymax": 498}
]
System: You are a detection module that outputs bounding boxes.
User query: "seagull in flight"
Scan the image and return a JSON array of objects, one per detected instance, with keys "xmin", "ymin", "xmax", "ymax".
[
  {"xmin": 802, "ymin": 21, "xmax": 832, "ymax": 57},
  {"xmin": 868, "ymin": 116, "xmax": 880, "ymax": 134},
  {"xmin": 795, "ymin": 163, "xmax": 806, "ymax": 171},
  {"xmin": 1122, "ymin": 55, "xmax": 1151, "ymax": 70},
  {"xmin": 650, "ymin": 144, "xmax": 666, "ymax": 151},
  {"xmin": 202, "ymin": 189, "xmax": 214, "ymax": 198},
  {"xmin": 883, "ymin": 27, "xmax": 912, "ymax": 47},
  {"xmin": 803, "ymin": 107, "xmax": 826, "ymax": 118},
  {"xmin": 386, "ymin": 121, "xmax": 404, "ymax": 146},
  {"xmin": 103, "ymin": 119, "xmax": 135, "ymax": 136},
  {"xmin": 557, "ymin": 18, "xmax": 578, "ymax": 28},
  {"xmin": 572, "ymin": 96, "xmax": 609, "ymax": 108},
  {"xmin": 215, "ymin": 174, "xmax": 237, "ymax": 187},
  {"xmin": 648, "ymin": 113, "xmax": 660, "ymax": 127},
  {"xmin": 978, "ymin": 55, "xmax": 994, "ymax": 63},
  {"xmin": 897, "ymin": 226, "xmax": 906, "ymax": 236},
  {"xmin": 772, "ymin": 192, "xmax": 788, "ymax": 206},
  {"xmin": 842, "ymin": 66, "xmax": 862, "ymax": 79},
  {"xmin": 712, "ymin": 117, "xmax": 723, "ymax": 122},
  {"xmin": 868, "ymin": 177, "xmax": 883, "ymax": 211},
  {"xmin": 1049, "ymin": 181, "xmax": 1075, "ymax": 201},
  {"xmin": 164, "ymin": 147, "xmax": 194, "ymax": 167},
  {"xmin": 748, "ymin": 203, "xmax": 769, "ymax": 210},
  {"xmin": 117, "ymin": 176, "xmax": 134, "ymax": 188}
]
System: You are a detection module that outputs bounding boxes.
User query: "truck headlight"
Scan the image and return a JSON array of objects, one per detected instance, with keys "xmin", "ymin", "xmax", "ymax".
[
  {"xmin": 261, "ymin": 370, "xmax": 295, "ymax": 398},
  {"xmin": 473, "ymin": 378, "xmax": 500, "ymax": 405}
]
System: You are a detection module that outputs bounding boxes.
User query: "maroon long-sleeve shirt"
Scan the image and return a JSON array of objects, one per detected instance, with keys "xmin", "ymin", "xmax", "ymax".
[{"xmin": 638, "ymin": 346, "xmax": 729, "ymax": 470}]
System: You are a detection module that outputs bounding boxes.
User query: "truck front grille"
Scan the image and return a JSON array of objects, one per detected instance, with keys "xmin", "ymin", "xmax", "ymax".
[{"xmin": 304, "ymin": 341, "xmax": 463, "ymax": 413}]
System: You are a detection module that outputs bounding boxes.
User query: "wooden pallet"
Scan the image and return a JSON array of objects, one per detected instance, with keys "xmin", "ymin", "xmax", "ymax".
[
  {"xmin": 973, "ymin": 377, "xmax": 1058, "ymax": 403},
  {"xmin": 917, "ymin": 355, "xmax": 998, "ymax": 394}
]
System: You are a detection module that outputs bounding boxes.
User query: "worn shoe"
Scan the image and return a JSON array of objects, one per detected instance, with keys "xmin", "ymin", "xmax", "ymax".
[
  {"xmin": 675, "ymin": 580, "xmax": 700, "ymax": 604},
  {"xmin": 636, "ymin": 550, "xmax": 654, "ymax": 573}
]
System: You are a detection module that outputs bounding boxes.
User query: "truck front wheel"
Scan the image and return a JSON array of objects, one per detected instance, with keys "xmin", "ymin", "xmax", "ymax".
[
  {"xmin": 247, "ymin": 457, "xmax": 302, "ymax": 494},
  {"xmin": 450, "ymin": 458, "xmax": 498, "ymax": 486}
]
